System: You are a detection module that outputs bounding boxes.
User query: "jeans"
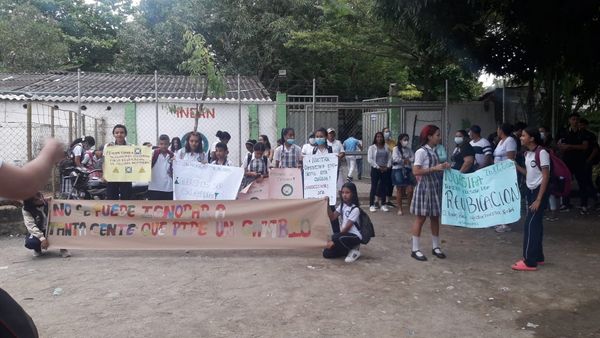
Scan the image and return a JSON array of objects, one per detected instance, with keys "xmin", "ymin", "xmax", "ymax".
[{"xmin": 24, "ymin": 235, "xmax": 42, "ymax": 252}]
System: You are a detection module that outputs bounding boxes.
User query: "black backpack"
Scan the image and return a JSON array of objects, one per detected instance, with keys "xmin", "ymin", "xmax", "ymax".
[{"xmin": 349, "ymin": 206, "xmax": 375, "ymax": 244}]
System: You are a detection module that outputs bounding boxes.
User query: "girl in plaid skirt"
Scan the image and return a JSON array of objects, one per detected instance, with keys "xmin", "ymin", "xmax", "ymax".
[{"xmin": 409, "ymin": 125, "xmax": 450, "ymax": 261}]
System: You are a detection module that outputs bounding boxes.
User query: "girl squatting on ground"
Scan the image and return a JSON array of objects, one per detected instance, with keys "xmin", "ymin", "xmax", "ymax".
[
  {"xmin": 512, "ymin": 127, "xmax": 550, "ymax": 271},
  {"xmin": 410, "ymin": 125, "xmax": 451, "ymax": 261},
  {"xmin": 323, "ymin": 182, "xmax": 362, "ymax": 263}
]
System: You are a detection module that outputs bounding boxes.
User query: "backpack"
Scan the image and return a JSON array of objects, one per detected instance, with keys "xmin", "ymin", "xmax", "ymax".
[
  {"xmin": 349, "ymin": 206, "xmax": 375, "ymax": 244},
  {"xmin": 312, "ymin": 145, "xmax": 333, "ymax": 154},
  {"xmin": 534, "ymin": 147, "xmax": 572, "ymax": 197}
]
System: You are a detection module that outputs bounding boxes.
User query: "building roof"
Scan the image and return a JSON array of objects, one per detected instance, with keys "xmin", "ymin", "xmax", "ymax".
[{"xmin": 0, "ymin": 72, "xmax": 272, "ymax": 103}]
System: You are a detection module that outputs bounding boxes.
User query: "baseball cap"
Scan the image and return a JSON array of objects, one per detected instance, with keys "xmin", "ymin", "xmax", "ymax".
[{"xmin": 327, "ymin": 128, "xmax": 335, "ymax": 134}]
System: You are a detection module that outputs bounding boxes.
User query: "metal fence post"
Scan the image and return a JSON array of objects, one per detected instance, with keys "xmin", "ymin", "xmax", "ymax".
[
  {"xmin": 27, "ymin": 102, "xmax": 32, "ymax": 161},
  {"xmin": 94, "ymin": 118, "xmax": 98, "ymax": 145},
  {"xmin": 155, "ymin": 70, "xmax": 159, "ymax": 144},
  {"xmin": 238, "ymin": 74, "xmax": 242, "ymax": 165},
  {"xmin": 68, "ymin": 111, "xmax": 73, "ymax": 145},
  {"xmin": 50, "ymin": 106, "xmax": 55, "ymax": 137}
]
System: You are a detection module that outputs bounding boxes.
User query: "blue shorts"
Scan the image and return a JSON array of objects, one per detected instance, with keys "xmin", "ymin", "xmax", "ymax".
[{"xmin": 392, "ymin": 168, "xmax": 416, "ymax": 187}]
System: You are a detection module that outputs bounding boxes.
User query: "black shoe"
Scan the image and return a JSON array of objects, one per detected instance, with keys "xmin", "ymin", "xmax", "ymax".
[
  {"xmin": 432, "ymin": 247, "xmax": 446, "ymax": 259},
  {"xmin": 386, "ymin": 202, "xmax": 397, "ymax": 208},
  {"xmin": 411, "ymin": 250, "xmax": 427, "ymax": 261}
]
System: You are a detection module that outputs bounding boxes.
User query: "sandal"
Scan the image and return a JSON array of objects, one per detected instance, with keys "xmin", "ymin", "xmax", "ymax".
[
  {"xmin": 411, "ymin": 250, "xmax": 427, "ymax": 261},
  {"xmin": 511, "ymin": 260, "xmax": 537, "ymax": 271},
  {"xmin": 432, "ymin": 247, "xmax": 446, "ymax": 259}
]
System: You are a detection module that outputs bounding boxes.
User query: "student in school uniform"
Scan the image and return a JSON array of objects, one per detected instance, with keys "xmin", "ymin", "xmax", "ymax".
[
  {"xmin": 392, "ymin": 133, "xmax": 416, "ymax": 216},
  {"xmin": 148, "ymin": 134, "xmax": 174, "ymax": 200},
  {"xmin": 409, "ymin": 125, "xmax": 451, "ymax": 261},
  {"xmin": 210, "ymin": 130, "xmax": 231, "ymax": 162},
  {"xmin": 512, "ymin": 127, "xmax": 551, "ymax": 271},
  {"xmin": 243, "ymin": 142, "xmax": 269, "ymax": 188},
  {"xmin": 273, "ymin": 128, "xmax": 302, "ymax": 168},
  {"xmin": 210, "ymin": 142, "xmax": 232, "ymax": 166},
  {"xmin": 175, "ymin": 131, "xmax": 208, "ymax": 163},
  {"xmin": 22, "ymin": 192, "xmax": 70, "ymax": 258},
  {"xmin": 323, "ymin": 182, "xmax": 363, "ymax": 263},
  {"xmin": 104, "ymin": 124, "xmax": 132, "ymax": 200}
]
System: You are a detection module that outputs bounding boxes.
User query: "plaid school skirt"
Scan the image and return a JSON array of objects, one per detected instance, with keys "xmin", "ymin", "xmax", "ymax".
[{"xmin": 410, "ymin": 172, "xmax": 443, "ymax": 217}]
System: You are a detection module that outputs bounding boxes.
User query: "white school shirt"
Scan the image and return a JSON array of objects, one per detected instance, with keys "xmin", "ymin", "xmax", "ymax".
[
  {"xmin": 413, "ymin": 144, "xmax": 435, "ymax": 168},
  {"xmin": 301, "ymin": 143, "xmax": 314, "ymax": 157},
  {"xmin": 525, "ymin": 148, "xmax": 550, "ymax": 190},
  {"xmin": 72, "ymin": 144, "xmax": 84, "ymax": 158},
  {"xmin": 328, "ymin": 139, "xmax": 344, "ymax": 154},
  {"xmin": 336, "ymin": 203, "xmax": 362, "ymax": 239},
  {"xmin": 493, "ymin": 137, "xmax": 517, "ymax": 163},
  {"xmin": 210, "ymin": 159, "xmax": 233, "ymax": 166},
  {"xmin": 175, "ymin": 148, "xmax": 207, "ymax": 163},
  {"xmin": 149, "ymin": 152, "xmax": 173, "ymax": 192}
]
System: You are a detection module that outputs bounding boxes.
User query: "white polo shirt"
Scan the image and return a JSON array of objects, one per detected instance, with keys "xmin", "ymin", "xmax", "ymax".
[
  {"xmin": 149, "ymin": 152, "xmax": 173, "ymax": 192},
  {"xmin": 525, "ymin": 148, "xmax": 550, "ymax": 190}
]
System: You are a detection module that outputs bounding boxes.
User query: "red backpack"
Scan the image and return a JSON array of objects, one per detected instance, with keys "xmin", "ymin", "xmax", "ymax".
[{"xmin": 534, "ymin": 147, "xmax": 572, "ymax": 197}]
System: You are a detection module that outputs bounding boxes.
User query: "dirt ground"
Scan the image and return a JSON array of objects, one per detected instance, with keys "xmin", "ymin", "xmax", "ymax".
[{"xmin": 1, "ymin": 199, "xmax": 600, "ymax": 338}]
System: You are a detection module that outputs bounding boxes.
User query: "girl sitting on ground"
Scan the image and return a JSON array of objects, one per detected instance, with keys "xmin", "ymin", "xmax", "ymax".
[
  {"xmin": 23, "ymin": 192, "xmax": 70, "ymax": 258},
  {"xmin": 323, "ymin": 182, "xmax": 363, "ymax": 263}
]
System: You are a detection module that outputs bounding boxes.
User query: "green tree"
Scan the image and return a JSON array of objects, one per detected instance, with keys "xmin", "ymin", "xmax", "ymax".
[
  {"xmin": 179, "ymin": 30, "xmax": 226, "ymax": 132},
  {"xmin": 0, "ymin": 3, "xmax": 69, "ymax": 71}
]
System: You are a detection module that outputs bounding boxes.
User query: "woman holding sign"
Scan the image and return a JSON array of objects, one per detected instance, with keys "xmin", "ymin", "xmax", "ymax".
[
  {"xmin": 512, "ymin": 128, "xmax": 550, "ymax": 271},
  {"xmin": 176, "ymin": 132, "xmax": 208, "ymax": 163},
  {"xmin": 104, "ymin": 124, "xmax": 133, "ymax": 200},
  {"xmin": 410, "ymin": 125, "xmax": 451, "ymax": 261}
]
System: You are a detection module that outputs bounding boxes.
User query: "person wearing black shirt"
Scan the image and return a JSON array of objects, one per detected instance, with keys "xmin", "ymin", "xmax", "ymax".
[
  {"xmin": 451, "ymin": 130, "xmax": 476, "ymax": 173},
  {"xmin": 558, "ymin": 113, "xmax": 591, "ymax": 213}
]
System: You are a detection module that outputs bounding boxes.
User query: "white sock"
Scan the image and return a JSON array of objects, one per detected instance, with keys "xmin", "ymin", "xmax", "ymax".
[
  {"xmin": 432, "ymin": 235, "xmax": 440, "ymax": 249},
  {"xmin": 412, "ymin": 236, "xmax": 420, "ymax": 252}
]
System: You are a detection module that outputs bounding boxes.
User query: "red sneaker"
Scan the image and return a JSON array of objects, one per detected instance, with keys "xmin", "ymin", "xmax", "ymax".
[{"xmin": 511, "ymin": 260, "xmax": 537, "ymax": 271}]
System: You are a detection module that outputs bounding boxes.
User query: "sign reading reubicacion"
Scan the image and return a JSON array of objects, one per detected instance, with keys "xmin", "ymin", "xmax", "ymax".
[{"xmin": 441, "ymin": 161, "xmax": 521, "ymax": 228}]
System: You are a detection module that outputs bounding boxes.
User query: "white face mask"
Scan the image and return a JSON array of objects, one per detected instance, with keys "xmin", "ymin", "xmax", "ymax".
[
  {"xmin": 454, "ymin": 137, "xmax": 464, "ymax": 145},
  {"xmin": 384, "ymin": 132, "xmax": 391, "ymax": 140},
  {"xmin": 308, "ymin": 138, "xmax": 315, "ymax": 145},
  {"xmin": 401, "ymin": 140, "xmax": 409, "ymax": 147},
  {"xmin": 540, "ymin": 132, "xmax": 546, "ymax": 140}
]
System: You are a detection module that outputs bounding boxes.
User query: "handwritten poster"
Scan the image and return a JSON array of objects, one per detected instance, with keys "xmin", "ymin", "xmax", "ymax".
[
  {"xmin": 103, "ymin": 146, "xmax": 152, "ymax": 182},
  {"xmin": 303, "ymin": 153, "xmax": 338, "ymax": 205}
]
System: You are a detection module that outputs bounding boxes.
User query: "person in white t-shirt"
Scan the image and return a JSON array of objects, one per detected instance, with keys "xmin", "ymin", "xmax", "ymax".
[
  {"xmin": 323, "ymin": 182, "xmax": 362, "ymax": 263},
  {"xmin": 493, "ymin": 123, "xmax": 518, "ymax": 233},
  {"xmin": 327, "ymin": 128, "xmax": 345, "ymax": 190},
  {"xmin": 209, "ymin": 130, "xmax": 231, "ymax": 162},
  {"xmin": 301, "ymin": 133, "xmax": 316, "ymax": 158},
  {"xmin": 493, "ymin": 123, "xmax": 518, "ymax": 163},
  {"xmin": 210, "ymin": 142, "xmax": 233, "ymax": 166},
  {"xmin": 512, "ymin": 127, "xmax": 550, "ymax": 271},
  {"xmin": 148, "ymin": 134, "xmax": 174, "ymax": 200}
]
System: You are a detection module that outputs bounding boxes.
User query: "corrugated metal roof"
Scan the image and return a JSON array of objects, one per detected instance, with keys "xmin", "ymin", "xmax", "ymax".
[{"xmin": 0, "ymin": 72, "xmax": 272, "ymax": 102}]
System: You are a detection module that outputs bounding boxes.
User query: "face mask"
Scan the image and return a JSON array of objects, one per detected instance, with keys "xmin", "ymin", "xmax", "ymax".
[
  {"xmin": 401, "ymin": 140, "xmax": 409, "ymax": 147},
  {"xmin": 454, "ymin": 137, "xmax": 464, "ymax": 145},
  {"xmin": 540, "ymin": 132, "xmax": 546, "ymax": 140},
  {"xmin": 286, "ymin": 138, "xmax": 295, "ymax": 145},
  {"xmin": 308, "ymin": 138, "xmax": 315, "ymax": 145},
  {"xmin": 384, "ymin": 132, "xmax": 391, "ymax": 139},
  {"xmin": 315, "ymin": 138, "xmax": 326, "ymax": 145}
]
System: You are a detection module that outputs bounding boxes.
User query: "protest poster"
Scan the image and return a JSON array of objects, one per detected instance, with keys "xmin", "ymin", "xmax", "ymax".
[
  {"xmin": 303, "ymin": 153, "xmax": 338, "ymax": 205},
  {"xmin": 46, "ymin": 199, "xmax": 329, "ymax": 250},
  {"xmin": 103, "ymin": 145, "xmax": 152, "ymax": 182},
  {"xmin": 267, "ymin": 168, "xmax": 303, "ymax": 199},
  {"xmin": 441, "ymin": 161, "xmax": 521, "ymax": 228},
  {"xmin": 173, "ymin": 160, "xmax": 244, "ymax": 200},
  {"xmin": 237, "ymin": 179, "xmax": 270, "ymax": 200}
]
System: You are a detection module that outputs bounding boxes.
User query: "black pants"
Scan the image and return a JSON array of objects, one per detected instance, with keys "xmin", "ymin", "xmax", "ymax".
[
  {"xmin": 106, "ymin": 182, "xmax": 132, "ymax": 200},
  {"xmin": 575, "ymin": 164, "xmax": 594, "ymax": 207},
  {"xmin": 329, "ymin": 205, "xmax": 340, "ymax": 234},
  {"xmin": 356, "ymin": 158, "xmax": 363, "ymax": 179},
  {"xmin": 522, "ymin": 187, "xmax": 548, "ymax": 267},
  {"xmin": 147, "ymin": 190, "xmax": 174, "ymax": 200},
  {"xmin": 323, "ymin": 232, "xmax": 361, "ymax": 258},
  {"xmin": 369, "ymin": 168, "xmax": 389, "ymax": 206},
  {"xmin": 24, "ymin": 235, "xmax": 42, "ymax": 253}
]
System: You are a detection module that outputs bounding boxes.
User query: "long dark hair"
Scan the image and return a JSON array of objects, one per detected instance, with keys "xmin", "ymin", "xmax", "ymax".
[
  {"xmin": 170, "ymin": 137, "xmax": 182, "ymax": 152},
  {"xmin": 397, "ymin": 133, "xmax": 409, "ymax": 157},
  {"xmin": 216, "ymin": 130, "xmax": 231, "ymax": 141},
  {"xmin": 340, "ymin": 182, "xmax": 360, "ymax": 207},
  {"xmin": 185, "ymin": 132, "xmax": 203, "ymax": 153},
  {"xmin": 259, "ymin": 134, "xmax": 271, "ymax": 149},
  {"xmin": 372, "ymin": 132, "xmax": 385, "ymax": 146},
  {"xmin": 523, "ymin": 127, "xmax": 542, "ymax": 146}
]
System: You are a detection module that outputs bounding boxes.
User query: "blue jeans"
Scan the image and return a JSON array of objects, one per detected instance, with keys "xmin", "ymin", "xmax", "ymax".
[{"xmin": 24, "ymin": 235, "xmax": 42, "ymax": 253}]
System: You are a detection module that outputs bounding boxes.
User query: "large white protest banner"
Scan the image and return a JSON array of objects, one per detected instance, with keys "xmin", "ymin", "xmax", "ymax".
[
  {"xmin": 173, "ymin": 160, "xmax": 244, "ymax": 200},
  {"xmin": 303, "ymin": 153, "xmax": 338, "ymax": 205},
  {"xmin": 442, "ymin": 161, "xmax": 521, "ymax": 228}
]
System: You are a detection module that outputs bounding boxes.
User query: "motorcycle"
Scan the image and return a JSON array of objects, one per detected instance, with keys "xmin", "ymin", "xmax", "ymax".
[
  {"xmin": 60, "ymin": 167, "xmax": 106, "ymax": 200},
  {"xmin": 61, "ymin": 167, "xmax": 149, "ymax": 200}
]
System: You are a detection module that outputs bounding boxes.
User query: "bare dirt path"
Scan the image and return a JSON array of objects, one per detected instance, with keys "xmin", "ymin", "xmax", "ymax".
[{"xmin": 1, "ymin": 207, "xmax": 599, "ymax": 338}]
